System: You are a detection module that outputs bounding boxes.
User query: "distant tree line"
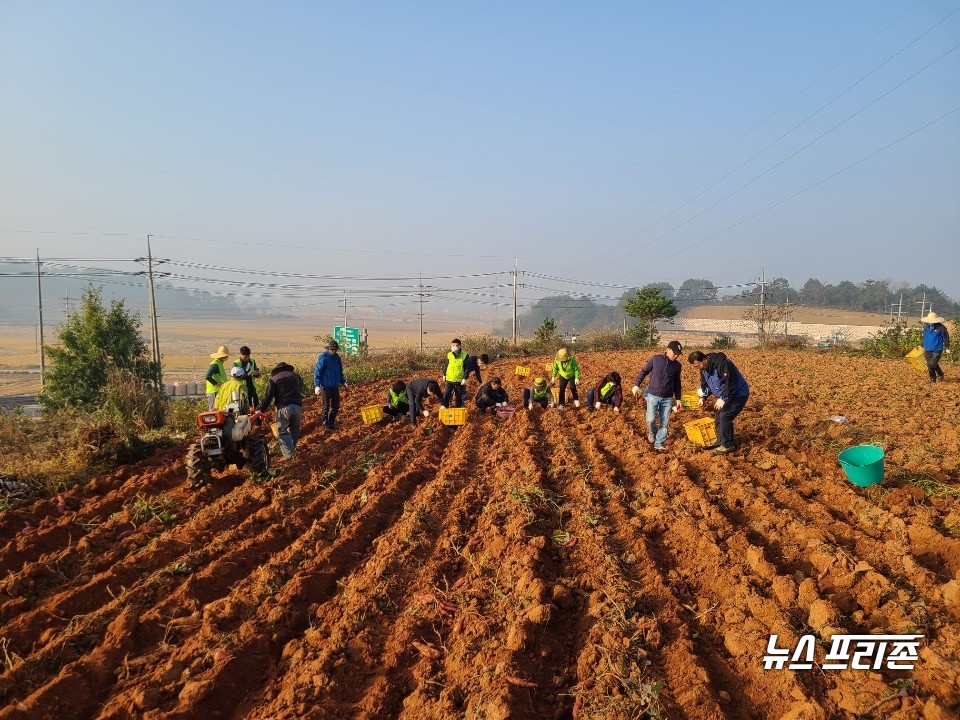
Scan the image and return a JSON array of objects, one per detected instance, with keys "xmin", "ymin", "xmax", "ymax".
[{"xmin": 502, "ymin": 277, "xmax": 958, "ymax": 336}]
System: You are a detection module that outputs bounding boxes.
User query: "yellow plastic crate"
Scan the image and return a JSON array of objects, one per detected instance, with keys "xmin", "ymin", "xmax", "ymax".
[
  {"xmin": 551, "ymin": 387, "xmax": 559, "ymax": 404},
  {"xmin": 438, "ymin": 407, "xmax": 468, "ymax": 426},
  {"xmin": 515, "ymin": 365, "xmax": 531, "ymax": 378},
  {"xmin": 680, "ymin": 391, "xmax": 700, "ymax": 409},
  {"xmin": 544, "ymin": 363, "xmax": 553, "ymax": 373},
  {"xmin": 906, "ymin": 347, "xmax": 926, "ymax": 374},
  {"xmin": 684, "ymin": 418, "xmax": 717, "ymax": 447},
  {"xmin": 361, "ymin": 405, "xmax": 385, "ymax": 425}
]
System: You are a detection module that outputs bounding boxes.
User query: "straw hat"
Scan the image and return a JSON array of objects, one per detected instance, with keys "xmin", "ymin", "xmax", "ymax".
[
  {"xmin": 922, "ymin": 311, "xmax": 945, "ymax": 325},
  {"xmin": 210, "ymin": 345, "xmax": 230, "ymax": 359},
  {"xmin": 556, "ymin": 348, "xmax": 569, "ymax": 361}
]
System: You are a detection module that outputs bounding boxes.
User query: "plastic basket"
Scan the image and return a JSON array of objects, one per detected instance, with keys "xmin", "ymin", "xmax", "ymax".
[
  {"xmin": 515, "ymin": 365, "xmax": 531, "ymax": 378},
  {"xmin": 684, "ymin": 418, "xmax": 717, "ymax": 447},
  {"xmin": 438, "ymin": 407, "xmax": 468, "ymax": 426},
  {"xmin": 905, "ymin": 347, "xmax": 926, "ymax": 374},
  {"xmin": 496, "ymin": 405, "xmax": 516, "ymax": 419},
  {"xmin": 680, "ymin": 391, "xmax": 700, "ymax": 409},
  {"xmin": 544, "ymin": 363, "xmax": 553, "ymax": 373},
  {"xmin": 551, "ymin": 387, "xmax": 559, "ymax": 404},
  {"xmin": 361, "ymin": 405, "xmax": 385, "ymax": 425}
]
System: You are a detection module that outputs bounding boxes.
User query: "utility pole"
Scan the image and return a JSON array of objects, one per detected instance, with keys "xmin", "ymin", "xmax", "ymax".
[
  {"xmin": 146, "ymin": 234, "xmax": 162, "ymax": 385},
  {"xmin": 418, "ymin": 274, "xmax": 424, "ymax": 353},
  {"xmin": 36, "ymin": 251, "xmax": 45, "ymax": 387},
  {"xmin": 916, "ymin": 294, "xmax": 929, "ymax": 323},
  {"xmin": 512, "ymin": 258, "xmax": 518, "ymax": 346},
  {"xmin": 342, "ymin": 292, "xmax": 348, "ymax": 328},
  {"xmin": 756, "ymin": 268, "xmax": 767, "ymax": 345},
  {"xmin": 891, "ymin": 293, "xmax": 905, "ymax": 326}
]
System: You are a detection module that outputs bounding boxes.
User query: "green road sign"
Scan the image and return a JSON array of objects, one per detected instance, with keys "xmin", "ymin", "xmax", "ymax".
[{"xmin": 334, "ymin": 326, "xmax": 361, "ymax": 356}]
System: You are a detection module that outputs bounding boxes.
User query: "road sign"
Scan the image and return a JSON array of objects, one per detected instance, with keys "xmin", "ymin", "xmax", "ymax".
[{"xmin": 334, "ymin": 326, "xmax": 361, "ymax": 356}]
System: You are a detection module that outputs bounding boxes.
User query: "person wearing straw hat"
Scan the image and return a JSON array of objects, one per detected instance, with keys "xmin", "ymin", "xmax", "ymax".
[
  {"xmin": 524, "ymin": 377, "xmax": 552, "ymax": 410},
  {"xmin": 551, "ymin": 347, "xmax": 581, "ymax": 409},
  {"xmin": 921, "ymin": 311, "xmax": 951, "ymax": 383},
  {"xmin": 205, "ymin": 345, "xmax": 230, "ymax": 410}
]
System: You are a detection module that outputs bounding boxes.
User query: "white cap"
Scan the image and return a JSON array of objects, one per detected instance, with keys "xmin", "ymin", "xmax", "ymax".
[{"xmin": 230, "ymin": 366, "xmax": 246, "ymax": 378}]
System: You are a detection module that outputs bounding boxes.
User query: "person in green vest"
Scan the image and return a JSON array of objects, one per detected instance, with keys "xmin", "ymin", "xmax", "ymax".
[
  {"xmin": 205, "ymin": 345, "xmax": 230, "ymax": 410},
  {"xmin": 587, "ymin": 372, "xmax": 623, "ymax": 413},
  {"xmin": 551, "ymin": 347, "xmax": 581, "ymax": 408},
  {"xmin": 523, "ymin": 377, "xmax": 552, "ymax": 410},
  {"xmin": 440, "ymin": 338, "xmax": 469, "ymax": 408},
  {"xmin": 214, "ymin": 366, "xmax": 251, "ymax": 411},
  {"xmin": 382, "ymin": 380, "xmax": 410, "ymax": 421},
  {"xmin": 234, "ymin": 345, "xmax": 261, "ymax": 408}
]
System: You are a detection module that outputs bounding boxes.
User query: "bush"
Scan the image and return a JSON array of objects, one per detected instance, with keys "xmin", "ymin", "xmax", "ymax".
[
  {"xmin": 763, "ymin": 336, "xmax": 809, "ymax": 351},
  {"xmin": 533, "ymin": 318, "xmax": 560, "ymax": 348},
  {"xmin": 860, "ymin": 324, "xmax": 922, "ymax": 358},
  {"xmin": 99, "ymin": 366, "xmax": 167, "ymax": 431},
  {"xmin": 710, "ymin": 335, "xmax": 738, "ymax": 349}
]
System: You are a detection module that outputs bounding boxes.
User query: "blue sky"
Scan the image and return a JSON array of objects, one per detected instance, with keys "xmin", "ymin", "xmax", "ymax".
[{"xmin": 1, "ymin": 1, "xmax": 958, "ymax": 318}]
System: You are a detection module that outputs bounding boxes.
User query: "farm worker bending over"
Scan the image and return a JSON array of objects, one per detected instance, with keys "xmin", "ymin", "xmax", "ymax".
[
  {"xmin": 921, "ymin": 311, "xmax": 951, "ymax": 383},
  {"xmin": 234, "ymin": 345, "xmax": 262, "ymax": 408},
  {"xmin": 383, "ymin": 381, "xmax": 410, "ymax": 421},
  {"xmin": 406, "ymin": 378, "xmax": 444, "ymax": 426},
  {"xmin": 314, "ymin": 340, "xmax": 348, "ymax": 432},
  {"xmin": 587, "ymin": 372, "xmax": 623, "ymax": 413},
  {"xmin": 688, "ymin": 350, "xmax": 750, "ymax": 454},
  {"xmin": 258, "ymin": 362, "xmax": 304, "ymax": 460},
  {"xmin": 524, "ymin": 377, "xmax": 551, "ymax": 410},
  {"xmin": 441, "ymin": 338, "xmax": 469, "ymax": 409},
  {"xmin": 463, "ymin": 352, "xmax": 489, "ymax": 387},
  {"xmin": 551, "ymin": 348, "xmax": 581, "ymax": 408},
  {"xmin": 205, "ymin": 345, "xmax": 230, "ymax": 411},
  {"xmin": 632, "ymin": 340, "xmax": 684, "ymax": 452},
  {"xmin": 475, "ymin": 377, "xmax": 508, "ymax": 414},
  {"xmin": 215, "ymin": 366, "xmax": 250, "ymax": 412}
]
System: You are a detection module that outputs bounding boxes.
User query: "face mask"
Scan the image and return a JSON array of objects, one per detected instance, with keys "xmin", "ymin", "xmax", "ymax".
[{"xmin": 451, "ymin": 346, "xmax": 460, "ymax": 353}]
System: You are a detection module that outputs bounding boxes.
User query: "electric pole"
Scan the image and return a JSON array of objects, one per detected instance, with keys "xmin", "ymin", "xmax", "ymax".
[
  {"xmin": 756, "ymin": 268, "xmax": 767, "ymax": 345},
  {"xmin": 342, "ymin": 292, "xmax": 348, "ymax": 328},
  {"xmin": 146, "ymin": 234, "xmax": 162, "ymax": 385},
  {"xmin": 418, "ymin": 274, "xmax": 424, "ymax": 353},
  {"xmin": 512, "ymin": 258, "xmax": 518, "ymax": 346},
  {"xmin": 916, "ymin": 294, "xmax": 930, "ymax": 323},
  {"xmin": 36, "ymin": 251, "xmax": 45, "ymax": 388}
]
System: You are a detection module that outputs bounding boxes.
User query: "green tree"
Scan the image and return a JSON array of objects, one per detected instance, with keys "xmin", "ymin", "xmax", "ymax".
[
  {"xmin": 675, "ymin": 278, "xmax": 717, "ymax": 305},
  {"xmin": 623, "ymin": 288, "xmax": 678, "ymax": 347},
  {"xmin": 534, "ymin": 317, "xmax": 559, "ymax": 345},
  {"xmin": 42, "ymin": 285, "xmax": 159, "ymax": 410}
]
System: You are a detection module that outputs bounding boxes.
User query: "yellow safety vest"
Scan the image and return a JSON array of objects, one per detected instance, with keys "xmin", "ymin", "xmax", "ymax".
[
  {"xmin": 600, "ymin": 381, "xmax": 616, "ymax": 400},
  {"xmin": 389, "ymin": 387, "xmax": 407, "ymax": 407},
  {"xmin": 553, "ymin": 357, "xmax": 579, "ymax": 380},
  {"xmin": 205, "ymin": 360, "xmax": 227, "ymax": 394},
  {"xmin": 532, "ymin": 385, "xmax": 550, "ymax": 400},
  {"xmin": 445, "ymin": 351, "xmax": 467, "ymax": 382}
]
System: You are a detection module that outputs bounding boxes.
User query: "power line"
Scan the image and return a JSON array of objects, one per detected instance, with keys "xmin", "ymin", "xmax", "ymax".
[{"xmin": 590, "ymin": 4, "xmax": 960, "ymax": 269}]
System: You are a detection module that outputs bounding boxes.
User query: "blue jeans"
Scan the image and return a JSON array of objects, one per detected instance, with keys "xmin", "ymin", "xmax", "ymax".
[
  {"xmin": 645, "ymin": 393, "xmax": 673, "ymax": 448},
  {"xmin": 276, "ymin": 404, "xmax": 302, "ymax": 459}
]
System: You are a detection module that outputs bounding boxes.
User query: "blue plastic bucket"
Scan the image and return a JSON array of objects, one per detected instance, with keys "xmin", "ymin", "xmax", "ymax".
[{"xmin": 838, "ymin": 445, "xmax": 885, "ymax": 487}]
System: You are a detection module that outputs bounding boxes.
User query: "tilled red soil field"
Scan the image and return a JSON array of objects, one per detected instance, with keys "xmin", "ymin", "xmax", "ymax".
[{"xmin": 1, "ymin": 350, "xmax": 959, "ymax": 719}]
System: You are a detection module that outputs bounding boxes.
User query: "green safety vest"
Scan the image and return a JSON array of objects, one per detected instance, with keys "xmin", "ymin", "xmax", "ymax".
[
  {"xmin": 234, "ymin": 358, "xmax": 258, "ymax": 376},
  {"xmin": 532, "ymin": 385, "xmax": 550, "ymax": 400},
  {"xmin": 389, "ymin": 387, "xmax": 408, "ymax": 407},
  {"xmin": 600, "ymin": 381, "xmax": 617, "ymax": 400},
  {"xmin": 553, "ymin": 357, "xmax": 579, "ymax": 380},
  {"xmin": 205, "ymin": 359, "xmax": 227, "ymax": 394},
  {"xmin": 445, "ymin": 351, "xmax": 467, "ymax": 382}
]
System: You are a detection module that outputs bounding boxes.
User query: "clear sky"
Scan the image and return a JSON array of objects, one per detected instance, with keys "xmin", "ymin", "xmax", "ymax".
[{"xmin": 1, "ymin": 0, "xmax": 958, "ymax": 318}]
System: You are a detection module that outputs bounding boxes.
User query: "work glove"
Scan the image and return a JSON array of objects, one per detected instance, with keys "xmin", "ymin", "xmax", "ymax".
[
  {"xmin": 696, "ymin": 387, "xmax": 707, "ymax": 398},
  {"xmin": 672, "ymin": 401, "xmax": 682, "ymax": 414},
  {"xmin": 342, "ymin": 383, "xmax": 349, "ymax": 389},
  {"xmin": 314, "ymin": 387, "xmax": 321, "ymax": 396},
  {"xmin": 575, "ymin": 378, "xmax": 581, "ymax": 386},
  {"xmin": 594, "ymin": 401, "xmax": 602, "ymax": 409},
  {"xmin": 946, "ymin": 348, "xmax": 952, "ymax": 354},
  {"xmin": 461, "ymin": 379, "xmax": 467, "ymax": 386},
  {"xmin": 527, "ymin": 403, "xmax": 534, "ymax": 411},
  {"xmin": 613, "ymin": 406, "xmax": 620, "ymax": 414},
  {"xmin": 422, "ymin": 410, "xmax": 430, "ymax": 418},
  {"xmin": 714, "ymin": 398, "xmax": 725, "ymax": 411},
  {"xmin": 439, "ymin": 405, "xmax": 447, "ymax": 411},
  {"xmin": 631, "ymin": 385, "xmax": 641, "ymax": 397}
]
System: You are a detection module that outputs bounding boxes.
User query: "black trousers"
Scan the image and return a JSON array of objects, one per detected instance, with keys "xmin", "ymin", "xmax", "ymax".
[
  {"xmin": 715, "ymin": 394, "xmax": 748, "ymax": 448},
  {"xmin": 443, "ymin": 381, "xmax": 466, "ymax": 408},
  {"xmin": 924, "ymin": 350, "xmax": 944, "ymax": 381},
  {"xmin": 557, "ymin": 376, "xmax": 578, "ymax": 405},
  {"xmin": 321, "ymin": 386, "xmax": 340, "ymax": 429}
]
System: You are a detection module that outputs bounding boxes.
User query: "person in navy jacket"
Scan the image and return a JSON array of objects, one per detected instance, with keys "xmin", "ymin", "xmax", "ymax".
[
  {"xmin": 688, "ymin": 350, "xmax": 750, "ymax": 454},
  {"xmin": 921, "ymin": 311, "xmax": 951, "ymax": 383},
  {"xmin": 313, "ymin": 341, "xmax": 348, "ymax": 431}
]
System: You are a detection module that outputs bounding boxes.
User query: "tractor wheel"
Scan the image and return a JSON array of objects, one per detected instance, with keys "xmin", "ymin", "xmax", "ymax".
[
  {"xmin": 186, "ymin": 442, "xmax": 211, "ymax": 489},
  {"xmin": 246, "ymin": 434, "xmax": 271, "ymax": 477}
]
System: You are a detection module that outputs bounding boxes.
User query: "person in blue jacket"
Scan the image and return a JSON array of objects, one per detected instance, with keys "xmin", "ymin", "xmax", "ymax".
[
  {"xmin": 313, "ymin": 340, "xmax": 348, "ymax": 431},
  {"xmin": 921, "ymin": 311, "xmax": 951, "ymax": 383},
  {"xmin": 688, "ymin": 350, "xmax": 750, "ymax": 454}
]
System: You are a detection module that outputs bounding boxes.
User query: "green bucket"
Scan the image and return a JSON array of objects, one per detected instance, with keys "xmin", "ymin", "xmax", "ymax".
[{"xmin": 838, "ymin": 445, "xmax": 885, "ymax": 488}]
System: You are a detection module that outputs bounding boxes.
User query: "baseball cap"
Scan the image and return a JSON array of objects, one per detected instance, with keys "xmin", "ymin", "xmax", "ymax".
[{"xmin": 666, "ymin": 340, "xmax": 683, "ymax": 354}]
